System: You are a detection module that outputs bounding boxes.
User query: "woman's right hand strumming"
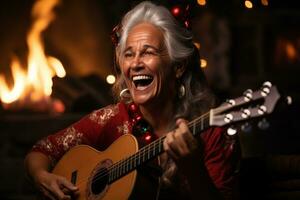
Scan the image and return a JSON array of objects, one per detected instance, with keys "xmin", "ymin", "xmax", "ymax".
[
  {"xmin": 25, "ymin": 152, "xmax": 79, "ymax": 200},
  {"xmin": 33, "ymin": 170, "xmax": 79, "ymax": 200}
]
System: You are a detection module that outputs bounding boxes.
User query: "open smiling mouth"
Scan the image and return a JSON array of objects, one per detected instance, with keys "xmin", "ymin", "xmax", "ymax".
[{"xmin": 132, "ymin": 75, "xmax": 154, "ymax": 90}]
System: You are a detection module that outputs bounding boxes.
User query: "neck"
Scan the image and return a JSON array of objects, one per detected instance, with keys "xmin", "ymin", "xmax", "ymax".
[{"xmin": 139, "ymin": 100, "xmax": 175, "ymax": 136}]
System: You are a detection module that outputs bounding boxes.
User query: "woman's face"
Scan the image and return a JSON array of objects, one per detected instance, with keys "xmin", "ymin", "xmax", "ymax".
[{"xmin": 119, "ymin": 23, "xmax": 176, "ymax": 106}]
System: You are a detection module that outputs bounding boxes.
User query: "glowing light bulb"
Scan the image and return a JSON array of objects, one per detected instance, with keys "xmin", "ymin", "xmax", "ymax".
[
  {"xmin": 200, "ymin": 59, "xmax": 207, "ymax": 68},
  {"xmin": 245, "ymin": 0, "xmax": 253, "ymax": 9},
  {"xmin": 261, "ymin": 0, "xmax": 268, "ymax": 6},
  {"xmin": 194, "ymin": 42, "xmax": 201, "ymax": 49},
  {"xmin": 197, "ymin": 0, "xmax": 206, "ymax": 6},
  {"xmin": 171, "ymin": 6, "xmax": 181, "ymax": 17},
  {"xmin": 106, "ymin": 75, "xmax": 116, "ymax": 84}
]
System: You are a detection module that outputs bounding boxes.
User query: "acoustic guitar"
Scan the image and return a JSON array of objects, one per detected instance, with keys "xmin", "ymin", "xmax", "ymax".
[{"xmin": 52, "ymin": 82, "xmax": 281, "ymax": 200}]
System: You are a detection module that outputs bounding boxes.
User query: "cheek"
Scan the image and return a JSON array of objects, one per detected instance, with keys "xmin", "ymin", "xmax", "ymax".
[{"xmin": 119, "ymin": 61, "xmax": 130, "ymax": 77}]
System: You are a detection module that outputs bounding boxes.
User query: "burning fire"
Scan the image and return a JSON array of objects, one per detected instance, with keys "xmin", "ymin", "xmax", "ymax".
[{"xmin": 0, "ymin": 0, "xmax": 65, "ymax": 112}]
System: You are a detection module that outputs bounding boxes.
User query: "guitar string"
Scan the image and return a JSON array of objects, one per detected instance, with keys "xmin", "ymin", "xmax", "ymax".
[{"xmin": 72, "ymin": 110, "xmax": 213, "ymax": 187}]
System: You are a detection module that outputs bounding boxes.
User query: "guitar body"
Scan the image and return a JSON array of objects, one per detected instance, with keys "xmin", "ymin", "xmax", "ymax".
[{"xmin": 52, "ymin": 134, "xmax": 159, "ymax": 200}]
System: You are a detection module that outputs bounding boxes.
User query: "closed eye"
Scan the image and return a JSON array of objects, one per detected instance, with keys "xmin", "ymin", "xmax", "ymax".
[
  {"xmin": 141, "ymin": 49, "xmax": 158, "ymax": 57},
  {"xmin": 124, "ymin": 52, "xmax": 134, "ymax": 58}
]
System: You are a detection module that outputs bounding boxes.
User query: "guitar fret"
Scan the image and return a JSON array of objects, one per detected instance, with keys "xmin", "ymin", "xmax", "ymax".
[
  {"xmin": 111, "ymin": 167, "xmax": 114, "ymax": 181},
  {"xmin": 147, "ymin": 143, "xmax": 150, "ymax": 159},
  {"xmin": 159, "ymin": 138, "xmax": 162, "ymax": 152},
  {"xmin": 193, "ymin": 120, "xmax": 196, "ymax": 136},
  {"xmin": 138, "ymin": 151, "xmax": 141, "ymax": 165},
  {"xmin": 122, "ymin": 161, "xmax": 125, "ymax": 174},
  {"xmin": 133, "ymin": 155, "xmax": 136, "ymax": 168},
  {"xmin": 116, "ymin": 164, "xmax": 119, "ymax": 180},
  {"xmin": 108, "ymin": 169, "xmax": 111, "ymax": 182},
  {"xmin": 114, "ymin": 166, "xmax": 117, "ymax": 180},
  {"xmin": 153, "ymin": 140, "xmax": 156, "ymax": 156},
  {"xmin": 129, "ymin": 156, "xmax": 132, "ymax": 172}
]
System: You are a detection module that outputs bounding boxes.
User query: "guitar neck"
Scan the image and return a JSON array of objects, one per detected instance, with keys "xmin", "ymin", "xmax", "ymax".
[{"xmin": 108, "ymin": 113, "xmax": 210, "ymax": 183}]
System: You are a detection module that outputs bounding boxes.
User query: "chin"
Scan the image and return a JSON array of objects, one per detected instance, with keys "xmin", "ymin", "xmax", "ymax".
[{"xmin": 132, "ymin": 95, "xmax": 153, "ymax": 106}]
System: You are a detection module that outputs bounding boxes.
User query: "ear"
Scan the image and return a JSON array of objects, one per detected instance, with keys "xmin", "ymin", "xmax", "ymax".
[{"xmin": 175, "ymin": 64, "xmax": 186, "ymax": 79}]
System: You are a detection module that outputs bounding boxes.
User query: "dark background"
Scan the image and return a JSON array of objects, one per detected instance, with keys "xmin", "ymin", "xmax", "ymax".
[{"xmin": 0, "ymin": 0, "xmax": 299, "ymax": 199}]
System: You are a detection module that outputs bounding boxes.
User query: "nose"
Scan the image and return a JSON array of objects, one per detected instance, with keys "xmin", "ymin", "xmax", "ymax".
[{"xmin": 131, "ymin": 54, "xmax": 144, "ymax": 71}]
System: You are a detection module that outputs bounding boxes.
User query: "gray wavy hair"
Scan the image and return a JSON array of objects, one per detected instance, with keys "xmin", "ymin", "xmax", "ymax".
[{"xmin": 113, "ymin": 1, "xmax": 215, "ymax": 120}]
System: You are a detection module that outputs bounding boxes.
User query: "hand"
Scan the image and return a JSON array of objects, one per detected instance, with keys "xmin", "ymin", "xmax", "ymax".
[
  {"xmin": 163, "ymin": 118, "xmax": 203, "ymax": 170},
  {"xmin": 33, "ymin": 170, "xmax": 79, "ymax": 200}
]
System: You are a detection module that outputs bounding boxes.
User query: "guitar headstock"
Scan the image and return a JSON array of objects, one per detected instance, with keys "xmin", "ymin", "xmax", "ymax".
[{"xmin": 210, "ymin": 81, "xmax": 281, "ymax": 127}]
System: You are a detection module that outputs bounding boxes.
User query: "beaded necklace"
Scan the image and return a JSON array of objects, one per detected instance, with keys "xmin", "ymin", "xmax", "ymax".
[{"xmin": 127, "ymin": 102, "xmax": 156, "ymax": 143}]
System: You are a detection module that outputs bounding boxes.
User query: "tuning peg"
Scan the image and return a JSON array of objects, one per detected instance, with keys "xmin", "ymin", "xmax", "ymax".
[
  {"xmin": 257, "ymin": 118, "xmax": 270, "ymax": 130},
  {"xmin": 263, "ymin": 81, "xmax": 272, "ymax": 88},
  {"xmin": 286, "ymin": 96, "xmax": 292, "ymax": 105},
  {"xmin": 258, "ymin": 105, "xmax": 267, "ymax": 115},
  {"xmin": 243, "ymin": 89, "xmax": 253, "ymax": 102},
  {"xmin": 241, "ymin": 109, "xmax": 251, "ymax": 119},
  {"xmin": 227, "ymin": 127, "xmax": 237, "ymax": 136},
  {"xmin": 224, "ymin": 113, "xmax": 233, "ymax": 123},
  {"xmin": 226, "ymin": 99, "xmax": 236, "ymax": 106},
  {"xmin": 260, "ymin": 81, "xmax": 272, "ymax": 97},
  {"xmin": 241, "ymin": 122, "xmax": 252, "ymax": 133}
]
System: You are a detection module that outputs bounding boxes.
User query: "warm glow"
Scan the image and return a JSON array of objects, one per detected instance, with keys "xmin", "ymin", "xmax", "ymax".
[
  {"xmin": 200, "ymin": 59, "xmax": 207, "ymax": 68},
  {"xmin": 171, "ymin": 6, "xmax": 181, "ymax": 17},
  {"xmin": 0, "ymin": 0, "xmax": 65, "ymax": 112},
  {"xmin": 144, "ymin": 134, "xmax": 152, "ymax": 141},
  {"xmin": 286, "ymin": 42, "xmax": 297, "ymax": 61},
  {"xmin": 245, "ymin": 0, "xmax": 253, "ymax": 9},
  {"xmin": 197, "ymin": 0, "xmax": 206, "ymax": 6},
  {"xmin": 194, "ymin": 42, "xmax": 201, "ymax": 49},
  {"xmin": 261, "ymin": 0, "xmax": 268, "ymax": 6},
  {"xmin": 0, "ymin": 59, "xmax": 26, "ymax": 103},
  {"xmin": 106, "ymin": 75, "xmax": 116, "ymax": 84}
]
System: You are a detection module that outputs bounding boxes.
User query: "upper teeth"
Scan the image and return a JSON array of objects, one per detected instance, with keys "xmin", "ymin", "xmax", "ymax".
[{"xmin": 132, "ymin": 75, "xmax": 152, "ymax": 81}]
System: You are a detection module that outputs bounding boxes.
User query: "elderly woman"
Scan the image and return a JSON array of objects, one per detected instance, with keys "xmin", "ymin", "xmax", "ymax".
[{"xmin": 25, "ymin": 1, "xmax": 239, "ymax": 200}]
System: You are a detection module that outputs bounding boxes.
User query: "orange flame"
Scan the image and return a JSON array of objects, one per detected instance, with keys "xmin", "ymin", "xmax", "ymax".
[{"xmin": 0, "ymin": 0, "xmax": 65, "ymax": 112}]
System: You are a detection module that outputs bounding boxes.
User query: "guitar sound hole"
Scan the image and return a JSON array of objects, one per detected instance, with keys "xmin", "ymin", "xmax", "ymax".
[{"xmin": 91, "ymin": 167, "xmax": 108, "ymax": 195}]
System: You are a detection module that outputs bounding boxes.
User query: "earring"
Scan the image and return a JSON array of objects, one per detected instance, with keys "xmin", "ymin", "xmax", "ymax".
[
  {"xmin": 178, "ymin": 84, "xmax": 185, "ymax": 98},
  {"xmin": 119, "ymin": 88, "xmax": 131, "ymax": 102}
]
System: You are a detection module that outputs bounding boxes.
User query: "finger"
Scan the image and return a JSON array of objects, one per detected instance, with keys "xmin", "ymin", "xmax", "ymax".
[
  {"xmin": 41, "ymin": 188, "xmax": 56, "ymax": 200},
  {"xmin": 48, "ymin": 182, "xmax": 70, "ymax": 200},
  {"xmin": 176, "ymin": 120, "xmax": 194, "ymax": 152},
  {"xmin": 176, "ymin": 118, "xmax": 188, "ymax": 127},
  {"xmin": 171, "ymin": 130, "xmax": 189, "ymax": 156},
  {"xmin": 73, "ymin": 189, "xmax": 80, "ymax": 198},
  {"xmin": 59, "ymin": 177, "xmax": 78, "ymax": 191},
  {"xmin": 163, "ymin": 133, "xmax": 179, "ymax": 160},
  {"xmin": 176, "ymin": 119, "xmax": 198, "ymax": 150}
]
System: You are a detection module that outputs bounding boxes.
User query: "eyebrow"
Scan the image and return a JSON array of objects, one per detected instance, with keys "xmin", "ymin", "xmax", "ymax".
[{"xmin": 124, "ymin": 44, "xmax": 161, "ymax": 53}]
